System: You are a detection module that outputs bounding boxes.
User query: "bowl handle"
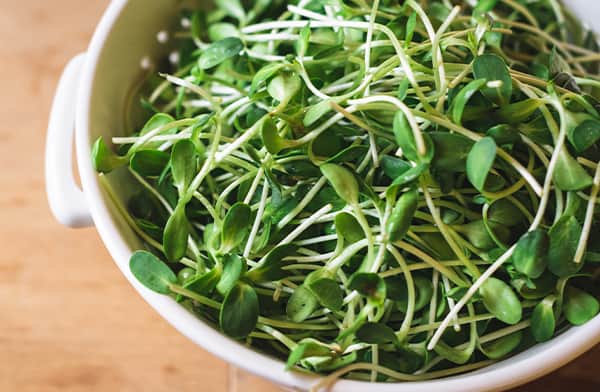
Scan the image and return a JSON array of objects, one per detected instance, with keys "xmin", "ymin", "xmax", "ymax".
[{"xmin": 45, "ymin": 53, "xmax": 93, "ymax": 228}]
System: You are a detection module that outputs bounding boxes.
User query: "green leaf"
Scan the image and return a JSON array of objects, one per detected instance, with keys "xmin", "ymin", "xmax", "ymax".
[
  {"xmin": 198, "ymin": 37, "xmax": 244, "ymax": 70},
  {"xmin": 140, "ymin": 113, "xmax": 177, "ymax": 137},
  {"xmin": 286, "ymin": 339, "xmax": 332, "ymax": 370},
  {"xmin": 91, "ymin": 137, "xmax": 127, "ymax": 173},
  {"xmin": 249, "ymin": 63, "xmax": 285, "ymax": 96},
  {"xmin": 474, "ymin": 0, "xmax": 499, "ymax": 15},
  {"xmin": 356, "ymin": 323, "xmax": 398, "ymax": 345},
  {"xmin": 467, "ymin": 137, "xmax": 497, "ymax": 192},
  {"xmin": 129, "ymin": 251, "xmax": 176, "ymax": 294},
  {"xmin": 184, "ymin": 268, "xmax": 221, "ymax": 296},
  {"xmin": 326, "ymin": 145, "xmax": 369, "ymax": 164},
  {"xmin": 177, "ymin": 267, "xmax": 195, "ymax": 284},
  {"xmin": 220, "ymin": 282, "xmax": 259, "ymax": 338},
  {"xmin": 553, "ymin": 148, "xmax": 593, "ymax": 191},
  {"xmin": 131, "ymin": 150, "xmax": 170, "ymax": 177},
  {"xmin": 486, "ymin": 124, "xmax": 521, "ymax": 145},
  {"xmin": 304, "ymin": 99, "xmax": 338, "ymax": 127},
  {"xmin": 393, "ymin": 111, "xmax": 419, "ymax": 162},
  {"xmin": 563, "ymin": 286, "xmax": 599, "ymax": 326},
  {"xmin": 171, "ymin": 140, "xmax": 197, "ymax": 196},
  {"xmin": 388, "ymin": 275, "xmax": 433, "ymax": 312},
  {"xmin": 348, "ymin": 273, "xmax": 386, "ymax": 304},
  {"xmin": 405, "ymin": 12, "xmax": 417, "ymax": 47},
  {"xmin": 570, "ymin": 119, "xmax": 600, "ymax": 153},
  {"xmin": 548, "ymin": 216, "xmax": 583, "ymax": 277},
  {"xmin": 320, "ymin": 163, "xmax": 359, "ymax": 205},
  {"xmin": 207, "ymin": 23, "xmax": 239, "ymax": 42},
  {"xmin": 479, "ymin": 331, "xmax": 522, "ymax": 359},
  {"xmin": 380, "ymin": 156, "xmax": 411, "ymax": 179},
  {"xmin": 513, "ymin": 273, "xmax": 556, "ymax": 300},
  {"xmin": 433, "ymin": 321, "xmax": 477, "ymax": 364},
  {"xmin": 310, "ymin": 129, "xmax": 344, "ymax": 161},
  {"xmin": 479, "ymin": 277, "xmax": 522, "ymax": 324},
  {"xmin": 303, "ymin": 352, "xmax": 357, "ymax": 372},
  {"xmin": 220, "ymin": 203, "xmax": 251, "ymax": 254},
  {"xmin": 397, "ymin": 78, "xmax": 410, "ymax": 100},
  {"xmin": 494, "ymin": 99, "xmax": 543, "ymax": 124},
  {"xmin": 216, "ymin": 253, "xmax": 246, "ymax": 295},
  {"xmin": 215, "ymin": 0, "xmax": 246, "ymax": 22},
  {"xmin": 512, "ymin": 229, "xmax": 549, "ymax": 279},
  {"xmin": 308, "ymin": 278, "xmax": 344, "ymax": 311},
  {"xmin": 371, "ymin": 347, "xmax": 424, "ymax": 374},
  {"xmin": 430, "ymin": 132, "xmax": 474, "ymax": 172},
  {"xmin": 473, "ymin": 54, "xmax": 513, "ymax": 106},
  {"xmin": 287, "ymin": 284, "xmax": 319, "ymax": 322},
  {"xmin": 387, "ymin": 188, "xmax": 418, "ymax": 242},
  {"xmin": 487, "ymin": 199, "xmax": 524, "ymax": 227},
  {"xmin": 451, "ymin": 79, "xmax": 487, "ymax": 125},
  {"xmin": 459, "ymin": 220, "xmax": 495, "ymax": 250},
  {"xmin": 246, "ymin": 244, "xmax": 298, "ymax": 283},
  {"xmin": 267, "ymin": 72, "xmax": 302, "ymax": 105},
  {"xmin": 163, "ymin": 205, "xmax": 189, "ymax": 262},
  {"xmin": 296, "ymin": 23, "xmax": 311, "ymax": 57},
  {"xmin": 261, "ymin": 118, "xmax": 301, "ymax": 155},
  {"xmin": 531, "ymin": 296, "xmax": 556, "ymax": 342},
  {"xmin": 335, "ymin": 212, "xmax": 364, "ymax": 243},
  {"xmin": 283, "ymin": 160, "xmax": 320, "ymax": 178},
  {"xmin": 387, "ymin": 163, "xmax": 429, "ymax": 195},
  {"xmin": 261, "ymin": 117, "xmax": 287, "ymax": 154}
]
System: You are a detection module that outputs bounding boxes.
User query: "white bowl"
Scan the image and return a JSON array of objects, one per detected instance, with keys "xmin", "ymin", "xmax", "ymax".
[{"xmin": 45, "ymin": 1, "xmax": 600, "ymax": 391}]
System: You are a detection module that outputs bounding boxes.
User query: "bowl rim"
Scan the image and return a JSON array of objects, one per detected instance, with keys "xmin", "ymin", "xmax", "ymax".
[{"xmin": 75, "ymin": 1, "xmax": 600, "ymax": 391}]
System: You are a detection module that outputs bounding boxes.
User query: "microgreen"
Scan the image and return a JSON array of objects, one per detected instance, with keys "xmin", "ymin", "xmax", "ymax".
[
  {"xmin": 130, "ymin": 150, "xmax": 170, "ymax": 177},
  {"xmin": 531, "ymin": 296, "xmax": 556, "ymax": 342},
  {"xmin": 320, "ymin": 163, "xmax": 359, "ymax": 206},
  {"xmin": 220, "ymin": 282, "xmax": 259, "ymax": 338},
  {"xmin": 356, "ymin": 323, "xmax": 398, "ymax": 345},
  {"xmin": 473, "ymin": 54, "xmax": 513, "ymax": 106},
  {"xmin": 216, "ymin": 253, "xmax": 245, "ymax": 296},
  {"xmin": 480, "ymin": 277, "xmax": 522, "ymax": 325},
  {"xmin": 95, "ymin": 0, "xmax": 600, "ymax": 384},
  {"xmin": 286, "ymin": 284, "xmax": 319, "ymax": 323},
  {"xmin": 91, "ymin": 137, "xmax": 127, "ymax": 173},
  {"xmin": 163, "ymin": 205, "xmax": 189, "ymax": 262},
  {"xmin": 387, "ymin": 188, "xmax": 418, "ymax": 243},
  {"xmin": 220, "ymin": 202, "xmax": 251, "ymax": 254},
  {"xmin": 466, "ymin": 137, "xmax": 497, "ymax": 193},
  {"xmin": 512, "ymin": 230, "xmax": 549, "ymax": 279},
  {"xmin": 547, "ymin": 216, "xmax": 583, "ymax": 277},
  {"xmin": 563, "ymin": 286, "xmax": 600, "ymax": 325},
  {"xmin": 198, "ymin": 37, "xmax": 244, "ymax": 70},
  {"xmin": 129, "ymin": 251, "xmax": 176, "ymax": 294}
]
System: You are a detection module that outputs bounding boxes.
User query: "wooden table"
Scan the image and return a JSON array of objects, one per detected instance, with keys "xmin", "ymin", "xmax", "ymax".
[{"xmin": 1, "ymin": 1, "xmax": 598, "ymax": 391}]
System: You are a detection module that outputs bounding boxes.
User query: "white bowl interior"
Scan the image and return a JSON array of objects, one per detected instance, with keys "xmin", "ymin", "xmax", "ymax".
[{"xmin": 76, "ymin": 1, "xmax": 600, "ymax": 391}]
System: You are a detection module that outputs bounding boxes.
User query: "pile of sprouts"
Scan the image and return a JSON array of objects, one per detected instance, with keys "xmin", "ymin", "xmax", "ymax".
[{"xmin": 92, "ymin": 0, "xmax": 600, "ymax": 387}]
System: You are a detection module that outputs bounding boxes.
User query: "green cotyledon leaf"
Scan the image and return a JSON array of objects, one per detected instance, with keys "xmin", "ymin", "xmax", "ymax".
[
  {"xmin": 466, "ymin": 137, "xmax": 497, "ymax": 192},
  {"xmin": 548, "ymin": 216, "xmax": 583, "ymax": 277},
  {"xmin": 320, "ymin": 163, "xmax": 359, "ymax": 206},
  {"xmin": 473, "ymin": 54, "xmax": 513, "ymax": 106},
  {"xmin": 512, "ymin": 229, "xmax": 549, "ymax": 279},
  {"xmin": 479, "ymin": 277, "xmax": 522, "ymax": 324},
  {"xmin": 220, "ymin": 282, "xmax": 259, "ymax": 338},
  {"xmin": 129, "ymin": 251, "xmax": 176, "ymax": 294},
  {"xmin": 163, "ymin": 205, "xmax": 189, "ymax": 262},
  {"xmin": 386, "ymin": 188, "xmax": 418, "ymax": 242},
  {"xmin": 198, "ymin": 37, "xmax": 244, "ymax": 70},
  {"xmin": 220, "ymin": 202, "xmax": 251, "ymax": 254}
]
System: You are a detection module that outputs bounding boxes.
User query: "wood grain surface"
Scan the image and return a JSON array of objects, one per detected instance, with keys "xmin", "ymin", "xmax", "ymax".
[{"xmin": 0, "ymin": 1, "xmax": 598, "ymax": 391}]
